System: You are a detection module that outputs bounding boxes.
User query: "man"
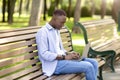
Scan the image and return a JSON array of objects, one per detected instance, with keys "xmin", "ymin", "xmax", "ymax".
[{"xmin": 36, "ymin": 9, "xmax": 98, "ymax": 80}]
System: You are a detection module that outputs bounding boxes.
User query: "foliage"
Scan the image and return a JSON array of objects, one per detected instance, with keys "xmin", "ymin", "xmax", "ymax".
[
  {"xmin": 47, "ymin": 0, "xmax": 55, "ymax": 16},
  {"xmin": 81, "ymin": 6, "xmax": 92, "ymax": 17}
]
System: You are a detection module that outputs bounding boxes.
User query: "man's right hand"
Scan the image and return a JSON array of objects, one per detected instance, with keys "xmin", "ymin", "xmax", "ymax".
[{"xmin": 65, "ymin": 52, "xmax": 80, "ymax": 60}]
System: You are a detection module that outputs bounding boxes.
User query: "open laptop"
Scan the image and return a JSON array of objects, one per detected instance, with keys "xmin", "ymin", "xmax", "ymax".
[{"xmin": 78, "ymin": 42, "xmax": 90, "ymax": 61}]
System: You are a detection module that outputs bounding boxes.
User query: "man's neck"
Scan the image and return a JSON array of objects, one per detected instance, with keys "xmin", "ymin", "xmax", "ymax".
[{"xmin": 49, "ymin": 21, "xmax": 56, "ymax": 29}]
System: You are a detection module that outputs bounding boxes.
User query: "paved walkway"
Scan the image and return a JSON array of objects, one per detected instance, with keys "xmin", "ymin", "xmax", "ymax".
[{"xmin": 103, "ymin": 60, "xmax": 120, "ymax": 80}]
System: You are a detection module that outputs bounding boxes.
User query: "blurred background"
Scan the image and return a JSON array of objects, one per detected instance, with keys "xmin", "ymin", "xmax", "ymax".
[{"xmin": 0, "ymin": 0, "xmax": 120, "ymax": 31}]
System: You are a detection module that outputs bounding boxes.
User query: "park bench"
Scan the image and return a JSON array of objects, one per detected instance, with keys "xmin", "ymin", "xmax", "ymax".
[
  {"xmin": 0, "ymin": 24, "xmax": 105, "ymax": 80},
  {"xmin": 76, "ymin": 18, "xmax": 119, "ymax": 73}
]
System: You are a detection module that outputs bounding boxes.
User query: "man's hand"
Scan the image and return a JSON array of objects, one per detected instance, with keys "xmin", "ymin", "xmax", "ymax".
[{"xmin": 65, "ymin": 52, "xmax": 80, "ymax": 60}]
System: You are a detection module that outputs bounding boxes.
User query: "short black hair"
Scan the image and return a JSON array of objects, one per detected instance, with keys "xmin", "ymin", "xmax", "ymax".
[{"xmin": 53, "ymin": 9, "xmax": 66, "ymax": 16}]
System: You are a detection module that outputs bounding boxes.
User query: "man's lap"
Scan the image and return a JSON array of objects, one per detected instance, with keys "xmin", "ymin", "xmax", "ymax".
[{"xmin": 54, "ymin": 58, "xmax": 97, "ymax": 74}]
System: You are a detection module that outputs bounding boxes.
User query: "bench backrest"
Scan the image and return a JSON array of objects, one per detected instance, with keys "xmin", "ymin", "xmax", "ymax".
[
  {"xmin": 76, "ymin": 19, "xmax": 118, "ymax": 50},
  {"xmin": 0, "ymin": 26, "xmax": 73, "ymax": 80}
]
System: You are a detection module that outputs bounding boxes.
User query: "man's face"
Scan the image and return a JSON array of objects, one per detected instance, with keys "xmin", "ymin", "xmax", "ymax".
[{"xmin": 54, "ymin": 15, "xmax": 66, "ymax": 30}]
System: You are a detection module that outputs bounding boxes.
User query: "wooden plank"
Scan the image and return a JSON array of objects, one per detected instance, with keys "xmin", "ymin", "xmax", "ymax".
[
  {"xmin": 0, "ymin": 52, "xmax": 38, "ymax": 68},
  {"xmin": 0, "ymin": 58, "xmax": 39, "ymax": 76},
  {"xmin": 0, "ymin": 65, "xmax": 41, "ymax": 80},
  {"xmin": 0, "ymin": 34, "xmax": 35, "ymax": 45},
  {"xmin": 91, "ymin": 39, "xmax": 113, "ymax": 48},
  {"xmin": 63, "ymin": 42, "xmax": 72, "ymax": 47},
  {"xmin": 84, "ymin": 21, "xmax": 115, "ymax": 28},
  {"xmin": 52, "ymin": 74, "xmax": 77, "ymax": 80},
  {"xmin": 0, "ymin": 29, "xmax": 38, "ymax": 38},
  {"xmin": 93, "ymin": 58, "xmax": 105, "ymax": 67},
  {"xmin": 98, "ymin": 60, "xmax": 105, "ymax": 67},
  {"xmin": 71, "ymin": 73, "xmax": 84, "ymax": 80},
  {"xmin": 0, "ymin": 46, "xmax": 37, "ymax": 59},
  {"xmin": 60, "ymin": 28, "xmax": 68, "ymax": 33},
  {"xmin": 64, "ymin": 46, "xmax": 73, "ymax": 52},
  {"xmin": 45, "ymin": 75, "xmax": 57, "ymax": 80},
  {"xmin": 94, "ymin": 39, "xmax": 120, "ymax": 51},
  {"xmin": 61, "ymin": 36, "xmax": 71, "ymax": 42},
  {"xmin": 82, "ymin": 19, "xmax": 115, "ymax": 26},
  {"xmin": 33, "ymin": 75, "xmax": 48, "ymax": 80},
  {"xmin": 0, "ymin": 39, "xmax": 36, "ymax": 52},
  {"xmin": 61, "ymin": 32, "xmax": 70, "ymax": 37},
  {"xmin": 0, "ymin": 26, "xmax": 41, "ymax": 33},
  {"xmin": 18, "ymin": 69, "xmax": 42, "ymax": 80}
]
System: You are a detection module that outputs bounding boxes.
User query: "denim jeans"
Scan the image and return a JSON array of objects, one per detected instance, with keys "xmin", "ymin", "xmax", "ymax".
[{"xmin": 54, "ymin": 58, "xmax": 98, "ymax": 80}]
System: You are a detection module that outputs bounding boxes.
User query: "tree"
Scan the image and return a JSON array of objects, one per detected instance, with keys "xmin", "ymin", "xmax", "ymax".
[
  {"xmin": 25, "ymin": 0, "xmax": 30, "ymax": 13},
  {"xmin": 112, "ymin": 0, "xmax": 120, "ymax": 23},
  {"xmin": 72, "ymin": 0, "xmax": 81, "ymax": 33},
  {"xmin": 90, "ymin": 0, "xmax": 95, "ymax": 17},
  {"xmin": 112, "ymin": 0, "xmax": 120, "ymax": 31},
  {"xmin": 68, "ymin": 0, "xmax": 72, "ymax": 19},
  {"xmin": 43, "ymin": 0, "xmax": 47, "ymax": 21},
  {"xmin": 29, "ymin": 0, "xmax": 43, "ymax": 26},
  {"xmin": 7, "ymin": 0, "xmax": 16, "ymax": 24},
  {"xmin": 101, "ymin": 0, "xmax": 106, "ymax": 19},
  {"xmin": 19, "ymin": 0, "xmax": 23, "ymax": 17},
  {"xmin": 2, "ymin": 0, "xmax": 6, "ymax": 22}
]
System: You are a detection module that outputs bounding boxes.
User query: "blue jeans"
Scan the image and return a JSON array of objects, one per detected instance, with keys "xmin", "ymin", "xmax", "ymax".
[{"xmin": 54, "ymin": 58, "xmax": 98, "ymax": 80}]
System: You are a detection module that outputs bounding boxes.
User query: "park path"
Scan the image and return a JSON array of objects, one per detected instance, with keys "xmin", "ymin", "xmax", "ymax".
[{"xmin": 103, "ymin": 59, "xmax": 120, "ymax": 80}]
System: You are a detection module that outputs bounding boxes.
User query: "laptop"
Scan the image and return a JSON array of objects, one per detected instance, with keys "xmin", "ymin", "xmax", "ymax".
[{"xmin": 78, "ymin": 42, "xmax": 90, "ymax": 61}]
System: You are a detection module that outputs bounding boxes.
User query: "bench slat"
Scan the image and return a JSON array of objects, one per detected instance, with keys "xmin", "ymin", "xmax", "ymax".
[
  {"xmin": 0, "ymin": 34, "xmax": 35, "ymax": 45},
  {"xmin": 64, "ymin": 46, "xmax": 73, "ymax": 52},
  {"xmin": 0, "ymin": 46, "xmax": 37, "ymax": 59},
  {"xmin": 0, "ymin": 29, "xmax": 38, "ymax": 38},
  {"xmin": 33, "ymin": 75, "xmax": 48, "ymax": 80},
  {"xmin": 71, "ymin": 73, "xmax": 84, "ymax": 80},
  {"xmin": 0, "ymin": 65, "xmax": 41, "ymax": 80},
  {"xmin": 52, "ymin": 74, "xmax": 77, "ymax": 80},
  {"xmin": 0, "ymin": 39, "xmax": 36, "ymax": 52},
  {"xmin": 0, "ymin": 58, "xmax": 39, "ymax": 77},
  {"xmin": 0, "ymin": 26, "xmax": 40, "ymax": 33},
  {"xmin": 18, "ymin": 69, "xmax": 42, "ymax": 80},
  {"xmin": 0, "ymin": 52, "xmax": 38, "ymax": 67}
]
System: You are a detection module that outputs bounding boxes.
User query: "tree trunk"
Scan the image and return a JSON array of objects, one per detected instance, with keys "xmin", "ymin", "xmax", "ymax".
[
  {"xmin": 2, "ymin": 0, "xmax": 6, "ymax": 22},
  {"xmin": 112, "ymin": 0, "xmax": 120, "ymax": 31},
  {"xmin": 68, "ymin": 0, "xmax": 72, "ymax": 19},
  {"xmin": 43, "ymin": 0, "xmax": 47, "ymax": 21},
  {"xmin": 112, "ymin": 0, "xmax": 120, "ymax": 23},
  {"xmin": 90, "ymin": 0, "xmax": 95, "ymax": 17},
  {"xmin": 101, "ymin": 0, "xmax": 106, "ymax": 19},
  {"xmin": 7, "ymin": 0, "xmax": 16, "ymax": 24},
  {"xmin": 29, "ymin": 0, "xmax": 43, "ymax": 26},
  {"xmin": 25, "ymin": 0, "xmax": 30, "ymax": 12},
  {"xmin": 72, "ymin": 0, "xmax": 81, "ymax": 33},
  {"xmin": 19, "ymin": 0, "xmax": 23, "ymax": 17}
]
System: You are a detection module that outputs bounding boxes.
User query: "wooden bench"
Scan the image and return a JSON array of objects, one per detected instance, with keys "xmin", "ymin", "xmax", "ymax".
[
  {"xmin": 76, "ymin": 18, "xmax": 119, "ymax": 73},
  {"xmin": 0, "ymin": 25, "xmax": 105, "ymax": 80}
]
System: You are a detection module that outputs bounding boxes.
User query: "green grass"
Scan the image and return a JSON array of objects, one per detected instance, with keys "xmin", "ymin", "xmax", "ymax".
[{"xmin": 71, "ymin": 33, "xmax": 85, "ymax": 54}]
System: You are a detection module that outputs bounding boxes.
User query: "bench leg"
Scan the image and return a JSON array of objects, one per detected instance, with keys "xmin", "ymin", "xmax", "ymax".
[
  {"xmin": 106, "ymin": 50, "xmax": 116, "ymax": 72},
  {"xmin": 98, "ymin": 65, "xmax": 103, "ymax": 80}
]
